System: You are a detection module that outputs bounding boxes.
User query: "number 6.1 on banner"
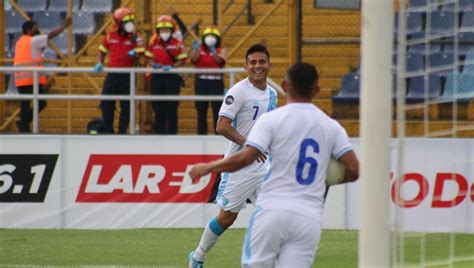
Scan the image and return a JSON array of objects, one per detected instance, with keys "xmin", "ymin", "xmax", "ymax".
[{"xmin": 0, "ymin": 155, "xmax": 58, "ymax": 202}]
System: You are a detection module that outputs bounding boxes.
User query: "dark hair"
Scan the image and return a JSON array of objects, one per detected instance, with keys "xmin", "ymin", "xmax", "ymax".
[
  {"xmin": 286, "ymin": 62, "xmax": 319, "ymax": 99},
  {"xmin": 245, "ymin": 44, "xmax": 270, "ymax": 62},
  {"xmin": 22, "ymin": 21, "xmax": 37, "ymax": 34}
]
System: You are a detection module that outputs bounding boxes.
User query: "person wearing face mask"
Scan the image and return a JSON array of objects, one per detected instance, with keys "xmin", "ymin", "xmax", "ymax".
[
  {"xmin": 191, "ymin": 26, "xmax": 226, "ymax": 135},
  {"xmin": 93, "ymin": 7, "xmax": 144, "ymax": 134},
  {"xmin": 145, "ymin": 15, "xmax": 187, "ymax": 134},
  {"xmin": 13, "ymin": 18, "xmax": 72, "ymax": 133},
  {"xmin": 190, "ymin": 26, "xmax": 226, "ymax": 135}
]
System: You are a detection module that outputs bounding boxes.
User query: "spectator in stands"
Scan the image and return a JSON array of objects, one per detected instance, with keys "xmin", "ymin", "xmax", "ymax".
[
  {"xmin": 146, "ymin": 15, "xmax": 187, "ymax": 134},
  {"xmin": 14, "ymin": 17, "xmax": 72, "ymax": 133},
  {"xmin": 190, "ymin": 26, "xmax": 226, "ymax": 135},
  {"xmin": 93, "ymin": 7, "xmax": 144, "ymax": 134}
]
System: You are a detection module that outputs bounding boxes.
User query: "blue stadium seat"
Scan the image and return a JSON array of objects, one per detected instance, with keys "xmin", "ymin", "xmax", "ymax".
[
  {"xmin": 5, "ymin": 11, "xmax": 25, "ymax": 34},
  {"xmin": 406, "ymin": 12, "xmax": 424, "ymax": 35},
  {"xmin": 443, "ymin": 73, "xmax": 474, "ymax": 99},
  {"xmin": 50, "ymin": 32, "xmax": 76, "ymax": 54},
  {"xmin": 408, "ymin": 0, "xmax": 427, "ymax": 12},
  {"xmin": 406, "ymin": 74, "xmax": 442, "ymax": 102},
  {"xmin": 32, "ymin": 11, "xmax": 63, "ymax": 33},
  {"xmin": 460, "ymin": 11, "xmax": 474, "ymax": 32},
  {"xmin": 441, "ymin": 0, "xmax": 473, "ymax": 12},
  {"xmin": 72, "ymin": 11, "xmax": 96, "ymax": 34},
  {"xmin": 429, "ymin": 11, "xmax": 456, "ymax": 36},
  {"xmin": 17, "ymin": 0, "xmax": 48, "ymax": 12},
  {"xmin": 462, "ymin": 48, "xmax": 474, "ymax": 72},
  {"xmin": 408, "ymin": 44, "xmax": 442, "ymax": 55},
  {"xmin": 429, "ymin": 52, "xmax": 454, "ymax": 75},
  {"xmin": 81, "ymin": 0, "xmax": 112, "ymax": 13},
  {"xmin": 48, "ymin": 0, "xmax": 80, "ymax": 12},
  {"xmin": 333, "ymin": 73, "xmax": 360, "ymax": 103},
  {"xmin": 443, "ymin": 33, "xmax": 474, "ymax": 55},
  {"xmin": 407, "ymin": 53, "xmax": 424, "ymax": 73}
]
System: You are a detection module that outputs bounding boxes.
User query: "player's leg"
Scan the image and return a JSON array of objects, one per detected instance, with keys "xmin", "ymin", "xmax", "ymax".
[
  {"xmin": 241, "ymin": 209, "xmax": 283, "ymax": 268},
  {"xmin": 275, "ymin": 212, "xmax": 321, "ymax": 268},
  {"xmin": 189, "ymin": 173, "xmax": 263, "ymax": 266}
]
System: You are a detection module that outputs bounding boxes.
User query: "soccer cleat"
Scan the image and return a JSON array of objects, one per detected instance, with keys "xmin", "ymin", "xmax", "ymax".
[{"xmin": 188, "ymin": 251, "xmax": 204, "ymax": 268}]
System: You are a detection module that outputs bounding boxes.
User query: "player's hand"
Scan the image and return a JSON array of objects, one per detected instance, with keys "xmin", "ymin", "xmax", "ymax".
[
  {"xmin": 93, "ymin": 62, "xmax": 104, "ymax": 73},
  {"xmin": 192, "ymin": 40, "xmax": 200, "ymax": 52},
  {"xmin": 256, "ymin": 150, "xmax": 269, "ymax": 163},
  {"xmin": 64, "ymin": 17, "xmax": 72, "ymax": 28},
  {"xmin": 162, "ymin": 65, "xmax": 173, "ymax": 71},
  {"xmin": 210, "ymin": 45, "xmax": 216, "ymax": 55},
  {"xmin": 127, "ymin": 49, "xmax": 137, "ymax": 57},
  {"xmin": 189, "ymin": 164, "xmax": 211, "ymax": 180},
  {"xmin": 151, "ymin": 63, "xmax": 161, "ymax": 69}
]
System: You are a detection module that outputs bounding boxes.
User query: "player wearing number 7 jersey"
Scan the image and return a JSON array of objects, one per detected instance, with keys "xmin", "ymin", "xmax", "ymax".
[
  {"xmin": 188, "ymin": 44, "xmax": 277, "ymax": 268},
  {"xmin": 190, "ymin": 62, "xmax": 359, "ymax": 267}
]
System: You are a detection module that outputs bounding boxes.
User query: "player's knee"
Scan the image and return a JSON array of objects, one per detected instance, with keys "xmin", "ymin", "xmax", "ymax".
[{"xmin": 217, "ymin": 211, "xmax": 238, "ymax": 228}]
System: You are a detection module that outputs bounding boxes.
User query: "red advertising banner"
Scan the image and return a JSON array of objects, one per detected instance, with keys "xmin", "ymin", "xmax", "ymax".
[{"xmin": 76, "ymin": 154, "xmax": 222, "ymax": 203}]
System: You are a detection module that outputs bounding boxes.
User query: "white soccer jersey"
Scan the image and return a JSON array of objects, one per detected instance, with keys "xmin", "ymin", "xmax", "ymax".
[
  {"xmin": 219, "ymin": 77, "xmax": 277, "ymax": 175},
  {"xmin": 246, "ymin": 103, "xmax": 352, "ymax": 222}
]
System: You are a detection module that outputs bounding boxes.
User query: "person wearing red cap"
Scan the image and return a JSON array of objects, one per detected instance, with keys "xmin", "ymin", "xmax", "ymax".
[
  {"xmin": 190, "ymin": 26, "xmax": 226, "ymax": 135},
  {"xmin": 146, "ymin": 15, "xmax": 187, "ymax": 134},
  {"xmin": 93, "ymin": 7, "xmax": 144, "ymax": 134}
]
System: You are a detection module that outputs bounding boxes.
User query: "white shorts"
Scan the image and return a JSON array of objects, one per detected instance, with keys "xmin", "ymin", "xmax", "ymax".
[
  {"xmin": 241, "ymin": 208, "xmax": 322, "ymax": 268},
  {"xmin": 216, "ymin": 172, "xmax": 264, "ymax": 213}
]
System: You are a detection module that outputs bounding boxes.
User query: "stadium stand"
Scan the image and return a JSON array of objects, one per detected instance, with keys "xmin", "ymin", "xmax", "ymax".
[
  {"xmin": 407, "ymin": 52, "xmax": 424, "ymax": 73},
  {"xmin": 32, "ymin": 11, "xmax": 64, "ymax": 33},
  {"xmin": 406, "ymin": 74, "xmax": 442, "ymax": 103},
  {"xmin": 429, "ymin": 52, "xmax": 455, "ymax": 76},
  {"xmin": 72, "ymin": 11, "xmax": 96, "ymax": 35},
  {"xmin": 81, "ymin": 0, "xmax": 113, "ymax": 13},
  {"xmin": 429, "ymin": 11, "xmax": 456, "ymax": 36},
  {"xmin": 17, "ymin": 0, "xmax": 48, "ymax": 13},
  {"xmin": 407, "ymin": 0, "xmax": 428, "ymax": 12},
  {"xmin": 4, "ymin": 0, "xmax": 473, "ymax": 136},
  {"xmin": 5, "ymin": 11, "xmax": 24, "ymax": 34},
  {"xmin": 332, "ymin": 73, "xmax": 360, "ymax": 118},
  {"xmin": 48, "ymin": 0, "xmax": 81, "ymax": 12},
  {"xmin": 441, "ymin": 0, "xmax": 473, "ymax": 12}
]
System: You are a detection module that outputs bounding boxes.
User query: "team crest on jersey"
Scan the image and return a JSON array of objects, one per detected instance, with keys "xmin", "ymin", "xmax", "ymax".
[{"xmin": 225, "ymin": 95, "xmax": 234, "ymax": 105}]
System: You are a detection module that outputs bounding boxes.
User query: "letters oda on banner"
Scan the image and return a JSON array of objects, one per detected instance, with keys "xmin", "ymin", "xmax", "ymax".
[
  {"xmin": 0, "ymin": 155, "xmax": 58, "ymax": 202},
  {"xmin": 76, "ymin": 154, "xmax": 222, "ymax": 203}
]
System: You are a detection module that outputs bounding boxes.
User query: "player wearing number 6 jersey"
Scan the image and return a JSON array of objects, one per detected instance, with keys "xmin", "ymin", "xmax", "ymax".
[
  {"xmin": 188, "ymin": 44, "xmax": 277, "ymax": 268},
  {"xmin": 190, "ymin": 62, "xmax": 359, "ymax": 267}
]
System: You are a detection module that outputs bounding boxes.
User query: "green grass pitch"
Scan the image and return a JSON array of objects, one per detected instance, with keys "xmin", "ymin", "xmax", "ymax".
[{"xmin": 0, "ymin": 229, "xmax": 472, "ymax": 267}]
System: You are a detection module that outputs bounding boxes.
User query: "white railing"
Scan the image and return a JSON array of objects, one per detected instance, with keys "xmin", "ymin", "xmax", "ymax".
[{"xmin": 0, "ymin": 67, "xmax": 285, "ymax": 134}]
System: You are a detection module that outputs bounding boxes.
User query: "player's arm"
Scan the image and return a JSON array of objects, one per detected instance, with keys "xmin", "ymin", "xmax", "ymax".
[
  {"xmin": 216, "ymin": 116, "xmax": 246, "ymax": 146},
  {"xmin": 190, "ymin": 146, "xmax": 261, "ymax": 179},
  {"xmin": 338, "ymin": 150, "xmax": 359, "ymax": 183}
]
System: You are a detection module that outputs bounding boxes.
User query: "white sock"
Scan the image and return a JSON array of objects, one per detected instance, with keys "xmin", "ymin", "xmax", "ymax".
[{"xmin": 193, "ymin": 216, "xmax": 225, "ymax": 262}]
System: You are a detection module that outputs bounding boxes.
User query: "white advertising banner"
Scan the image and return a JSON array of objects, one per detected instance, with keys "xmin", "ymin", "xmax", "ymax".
[
  {"xmin": 0, "ymin": 136, "xmax": 472, "ymax": 232},
  {"xmin": 347, "ymin": 139, "xmax": 474, "ymax": 233}
]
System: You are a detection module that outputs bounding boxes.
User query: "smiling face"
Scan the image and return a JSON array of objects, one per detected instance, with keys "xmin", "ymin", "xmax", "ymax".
[{"xmin": 245, "ymin": 51, "xmax": 271, "ymax": 90}]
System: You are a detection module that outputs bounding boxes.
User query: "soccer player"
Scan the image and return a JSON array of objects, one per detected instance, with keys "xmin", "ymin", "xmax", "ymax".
[
  {"xmin": 189, "ymin": 62, "xmax": 359, "ymax": 267},
  {"xmin": 188, "ymin": 44, "xmax": 277, "ymax": 268}
]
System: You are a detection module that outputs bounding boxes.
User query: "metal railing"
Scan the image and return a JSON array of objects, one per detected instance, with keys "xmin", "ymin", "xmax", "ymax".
[{"xmin": 0, "ymin": 67, "xmax": 284, "ymax": 134}]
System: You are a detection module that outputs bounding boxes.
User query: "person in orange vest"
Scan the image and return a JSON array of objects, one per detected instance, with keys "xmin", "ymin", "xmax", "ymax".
[
  {"xmin": 14, "ymin": 18, "xmax": 72, "ymax": 133},
  {"xmin": 190, "ymin": 26, "xmax": 226, "ymax": 135},
  {"xmin": 94, "ymin": 7, "xmax": 144, "ymax": 134},
  {"xmin": 146, "ymin": 15, "xmax": 187, "ymax": 134}
]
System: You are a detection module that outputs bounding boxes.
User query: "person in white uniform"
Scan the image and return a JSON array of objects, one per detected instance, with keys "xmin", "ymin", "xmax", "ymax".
[
  {"xmin": 189, "ymin": 44, "xmax": 277, "ymax": 268},
  {"xmin": 190, "ymin": 62, "xmax": 359, "ymax": 268}
]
